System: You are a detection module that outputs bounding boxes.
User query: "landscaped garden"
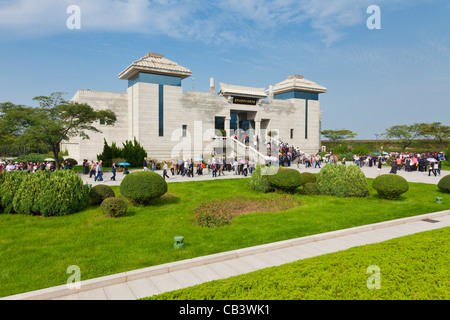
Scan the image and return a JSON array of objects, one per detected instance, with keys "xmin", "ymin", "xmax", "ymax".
[
  {"xmin": 0, "ymin": 168, "xmax": 449, "ymax": 298},
  {"xmin": 145, "ymin": 227, "xmax": 449, "ymax": 300}
]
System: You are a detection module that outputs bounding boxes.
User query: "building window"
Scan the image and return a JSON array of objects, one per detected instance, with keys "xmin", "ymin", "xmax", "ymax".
[
  {"xmin": 182, "ymin": 125, "xmax": 187, "ymax": 137},
  {"xmin": 159, "ymin": 84, "xmax": 164, "ymax": 137},
  {"xmin": 290, "ymin": 129, "xmax": 294, "ymax": 139},
  {"xmin": 99, "ymin": 119, "xmax": 105, "ymax": 125},
  {"xmin": 305, "ymin": 100, "xmax": 308, "ymax": 139}
]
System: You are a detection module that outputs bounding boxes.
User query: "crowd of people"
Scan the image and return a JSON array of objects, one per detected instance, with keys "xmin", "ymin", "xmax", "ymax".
[
  {"xmin": 1, "ymin": 149, "xmax": 446, "ymax": 181},
  {"xmin": 0, "ymin": 159, "xmax": 74, "ymax": 173}
]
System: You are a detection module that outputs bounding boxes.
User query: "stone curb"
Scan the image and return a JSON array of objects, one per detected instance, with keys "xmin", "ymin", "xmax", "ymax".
[{"xmin": 3, "ymin": 209, "xmax": 449, "ymax": 300}]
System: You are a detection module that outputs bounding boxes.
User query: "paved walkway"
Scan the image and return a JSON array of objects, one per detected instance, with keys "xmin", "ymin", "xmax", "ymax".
[
  {"xmin": 3, "ymin": 210, "xmax": 449, "ymax": 300},
  {"xmin": 80, "ymin": 164, "xmax": 449, "ymax": 186}
]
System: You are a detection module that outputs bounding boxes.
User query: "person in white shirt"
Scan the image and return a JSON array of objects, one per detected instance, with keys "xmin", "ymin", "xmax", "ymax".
[{"xmin": 162, "ymin": 162, "xmax": 169, "ymax": 179}]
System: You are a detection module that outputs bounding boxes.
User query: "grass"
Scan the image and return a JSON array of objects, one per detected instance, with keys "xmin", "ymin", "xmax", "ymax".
[
  {"xmin": 0, "ymin": 178, "xmax": 449, "ymax": 297},
  {"xmin": 145, "ymin": 227, "xmax": 450, "ymax": 300}
]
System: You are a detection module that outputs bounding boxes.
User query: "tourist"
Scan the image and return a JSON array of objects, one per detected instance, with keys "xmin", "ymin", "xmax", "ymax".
[
  {"xmin": 171, "ymin": 162, "xmax": 175, "ymax": 175},
  {"xmin": 143, "ymin": 157, "xmax": 149, "ymax": 171},
  {"xmin": 94, "ymin": 160, "xmax": 103, "ymax": 181},
  {"xmin": 111, "ymin": 162, "xmax": 116, "ymax": 181},
  {"xmin": 377, "ymin": 157, "xmax": 382, "ymax": 176},
  {"xmin": 428, "ymin": 161, "xmax": 437, "ymax": 177},
  {"xmin": 162, "ymin": 161, "xmax": 169, "ymax": 179},
  {"xmin": 89, "ymin": 161, "xmax": 96, "ymax": 178}
]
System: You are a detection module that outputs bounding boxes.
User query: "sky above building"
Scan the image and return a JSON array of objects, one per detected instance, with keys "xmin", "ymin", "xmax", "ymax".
[{"xmin": 0, "ymin": 0, "xmax": 449, "ymax": 139}]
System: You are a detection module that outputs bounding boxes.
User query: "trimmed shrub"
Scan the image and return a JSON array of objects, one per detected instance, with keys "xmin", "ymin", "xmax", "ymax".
[
  {"xmin": 101, "ymin": 197, "xmax": 127, "ymax": 217},
  {"xmin": 299, "ymin": 172, "xmax": 316, "ymax": 186},
  {"xmin": 372, "ymin": 174, "xmax": 409, "ymax": 200},
  {"xmin": 12, "ymin": 171, "xmax": 51, "ymax": 215},
  {"xmin": 303, "ymin": 182, "xmax": 320, "ymax": 196},
  {"xmin": 65, "ymin": 158, "xmax": 78, "ymax": 166},
  {"xmin": 267, "ymin": 167, "xmax": 302, "ymax": 192},
  {"xmin": 437, "ymin": 175, "xmax": 450, "ymax": 194},
  {"xmin": 250, "ymin": 165, "xmax": 274, "ymax": 193},
  {"xmin": 316, "ymin": 164, "xmax": 369, "ymax": 197},
  {"xmin": 0, "ymin": 171, "xmax": 28, "ymax": 213},
  {"xmin": 35, "ymin": 170, "xmax": 90, "ymax": 217},
  {"xmin": 90, "ymin": 184, "xmax": 115, "ymax": 205},
  {"xmin": 2, "ymin": 170, "xmax": 89, "ymax": 216},
  {"xmin": 120, "ymin": 171, "xmax": 167, "ymax": 204}
]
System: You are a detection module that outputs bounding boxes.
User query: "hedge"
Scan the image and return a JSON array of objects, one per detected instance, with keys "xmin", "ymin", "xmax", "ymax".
[{"xmin": 1, "ymin": 170, "xmax": 89, "ymax": 216}]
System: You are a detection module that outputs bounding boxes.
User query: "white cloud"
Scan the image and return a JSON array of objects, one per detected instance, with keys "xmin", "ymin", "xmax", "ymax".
[{"xmin": 0, "ymin": 0, "xmax": 432, "ymax": 46}]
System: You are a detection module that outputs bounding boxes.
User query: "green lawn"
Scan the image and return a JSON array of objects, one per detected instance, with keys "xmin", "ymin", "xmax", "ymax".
[
  {"xmin": 146, "ymin": 227, "xmax": 450, "ymax": 300},
  {"xmin": 0, "ymin": 178, "xmax": 449, "ymax": 297}
]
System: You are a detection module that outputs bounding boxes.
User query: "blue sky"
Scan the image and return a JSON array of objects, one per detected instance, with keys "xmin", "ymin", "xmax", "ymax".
[{"xmin": 0, "ymin": 0, "xmax": 449, "ymax": 139}]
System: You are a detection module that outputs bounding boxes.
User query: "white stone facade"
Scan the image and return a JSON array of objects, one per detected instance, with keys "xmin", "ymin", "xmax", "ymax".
[{"xmin": 62, "ymin": 53, "xmax": 327, "ymax": 164}]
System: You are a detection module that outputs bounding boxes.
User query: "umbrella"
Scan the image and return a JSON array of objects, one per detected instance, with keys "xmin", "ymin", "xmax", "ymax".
[
  {"xmin": 195, "ymin": 158, "xmax": 203, "ymax": 161},
  {"xmin": 373, "ymin": 152, "xmax": 379, "ymax": 155},
  {"xmin": 118, "ymin": 162, "xmax": 131, "ymax": 166},
  {"xmin": 382, "ymin": 152, "xmax": 388, "ymax": 155},
  {"xmin": 427, "ymin": 158, "xmax": 437, "ymax": 162},
  {"xmin": 45, "ymin": 158, "xmax": 55, "ymax": 161}
]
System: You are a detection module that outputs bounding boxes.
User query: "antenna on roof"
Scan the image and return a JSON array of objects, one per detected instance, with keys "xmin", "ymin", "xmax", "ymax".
[{"xmin": 192, "ymin": 77, "xmax": 195, "ymax": 91}]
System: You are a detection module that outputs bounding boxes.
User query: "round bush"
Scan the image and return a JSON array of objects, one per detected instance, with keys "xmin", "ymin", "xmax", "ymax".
[
  {"xmin": 267, "ymin": 167, "xmax": 302, "ymax": 192},
  {"xmin": 303, "ymin": 182, "xmax": 320, "ymax": 196},
  {"xmin": 372, "ymin": 174, "xmax": 409, "ymax": 200},
  {"xmin": 250, "ymin": 164, "xmax": 274, "ymax": 193},
  {"xmin": 120, "ymin": 171, "xmax": 167, "ymax": 204},
  {"xmin": 317, "ymin": 164, "xmax": 369, "ymax": 198},
  {"xmin": 101, "ymin": 197, "xmax": 127, "ymax": 217},
  {"xmin": 437, "ymin": 175, "xmax": 450, "ymax": 194},
  {"xmin": 90, "ymin": 184, "xmax": 115, "ymax": 205},
  {"xmin": 299, "ymin": 172, "xmax": 316, "ymax": 186},
  {"xmin": 65, "ymin": 158, "xmax": 78, "ymax": 166}
]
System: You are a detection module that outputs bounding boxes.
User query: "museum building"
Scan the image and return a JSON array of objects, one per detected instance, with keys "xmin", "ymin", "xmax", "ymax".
[{"xmin": 62, "ymin": 52, "xmax": 327, "ymax": 163}]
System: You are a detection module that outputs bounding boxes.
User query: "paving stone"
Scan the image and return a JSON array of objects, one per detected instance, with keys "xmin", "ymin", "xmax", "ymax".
[
  {"xmin": 127, "ymin": 278, "xmax": 161, "ymax": 300},
  {"xmin": 148, "ymin": 273, "xmax": 184, "ymax": 294},
  {"xmin": 78, "ymin": 288, "xmax": 108, "ymax": 300},
  {"xmin": 103, "ymin": 283, "xmax": 137, "ymax": 300}
]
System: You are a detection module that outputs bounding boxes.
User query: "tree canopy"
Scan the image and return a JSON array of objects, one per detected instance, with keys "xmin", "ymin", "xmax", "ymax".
[
  {"xmin": 321, "ymin": 129, "xmax": 357, "ymax": 146},
  {"xmin": 0, "ymin": 92, "xmax": 117, "ymax": 168}
]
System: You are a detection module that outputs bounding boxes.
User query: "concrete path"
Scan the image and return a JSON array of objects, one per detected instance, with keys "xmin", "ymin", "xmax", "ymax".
[
  {"xmin": 80, "ymin": 164, "xmax": 449, "ymax": 186},
  {"xmin": 3, "ymin": 210, "xmax": 449, "ymax": 300}
]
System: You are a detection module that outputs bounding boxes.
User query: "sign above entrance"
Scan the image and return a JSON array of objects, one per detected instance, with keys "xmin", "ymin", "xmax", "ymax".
[{"xmin": 232, "ymin": 97, "xmax": 257, "ymax": 105}]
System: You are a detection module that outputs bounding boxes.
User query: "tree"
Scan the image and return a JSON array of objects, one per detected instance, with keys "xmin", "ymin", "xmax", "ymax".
[
  {"xmin": 419, "ymin": 122, "xmax": 450, "ymax": 151},
  {"xmin": 321, "ymin": 129, "xmax": 357, "ymax": 147},
  {"xmin": 382, "ymin": 124, "xmax": 424, "ymax": 152},
  {"xmin": 0, "ymin": 92, "xmax": 117, "ymax": 169}
]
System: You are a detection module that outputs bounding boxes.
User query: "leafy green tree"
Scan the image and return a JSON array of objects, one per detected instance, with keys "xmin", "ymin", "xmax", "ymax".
[
  {"xmin": 382, "ymin": 124, "xmax": 424, "ymax": 152},
  {"xmin": 121, "ymin": 138, "xmax": 147, "ymax": 167},
  {"xmin": 419, "ymin": 122, "xmax": 450, "ymax": 151},
  {"xmin": 321, "ymin": 129, "xmax": 357, "ymax": 147},
  {"xmin": 0, "ymin": 92, "xmax": 117, "ymax": 169}
]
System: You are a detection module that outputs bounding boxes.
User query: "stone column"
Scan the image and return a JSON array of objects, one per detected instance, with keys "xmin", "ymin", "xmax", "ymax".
[{"xmin": 225, "ymin": 116, "xmax": 231, "ymax": 137}]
